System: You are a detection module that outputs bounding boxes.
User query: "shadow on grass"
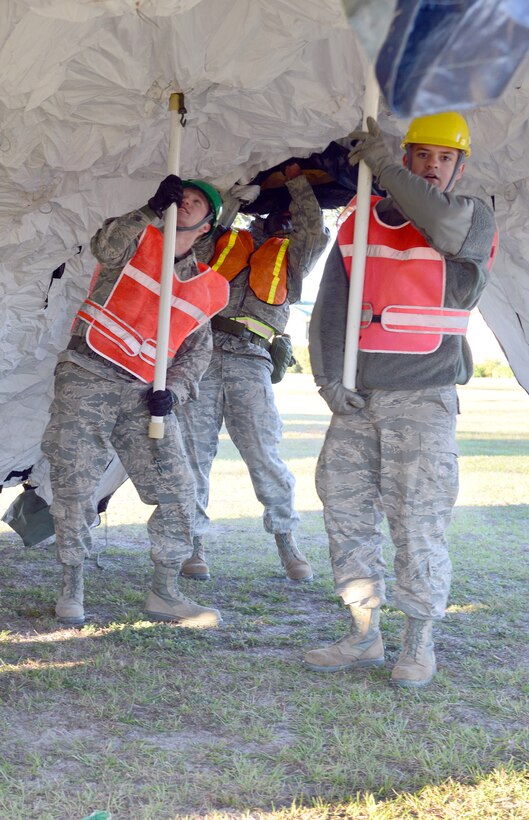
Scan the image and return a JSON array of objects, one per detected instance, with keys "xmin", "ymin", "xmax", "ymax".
[
  {"xmin": 1, "ymin": 504, "xmax": 527, "ymax": 624},
  {"xmin": 0, "ymin": 506, "xmax": 527, "ymax": 817}
]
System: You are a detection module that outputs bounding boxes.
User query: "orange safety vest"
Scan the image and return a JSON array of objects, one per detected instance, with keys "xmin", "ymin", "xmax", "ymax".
[
  {"xmin": 210, "ymin": 229, "xmax": 289, "ymax": 305},
  {"xmin": 75, "ymin": 224, "xmax": 229, "ymax": 382},
  {"xmin": 338, "ymin": 195, "xmax": 472, "ymax": 355}
]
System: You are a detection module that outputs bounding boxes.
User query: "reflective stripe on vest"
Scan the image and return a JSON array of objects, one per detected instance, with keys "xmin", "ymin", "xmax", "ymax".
[
  {"xmin": 76, "ymin": 224, "xmax": 229, "ymax": 382},
  {"xmin": 338, "ymin": 195, "xmax": 471, "ymax": 355},
  {"xmin": 210, "ymin": 229, "xmax": 289, "ymax": 305}
]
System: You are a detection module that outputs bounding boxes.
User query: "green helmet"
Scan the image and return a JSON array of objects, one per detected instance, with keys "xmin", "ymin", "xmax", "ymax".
[{"xmin": 182, "ymin": 179, "xmax": 223, "ymax": 234}]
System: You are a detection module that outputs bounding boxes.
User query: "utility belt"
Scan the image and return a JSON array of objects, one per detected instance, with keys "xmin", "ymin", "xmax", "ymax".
[
  {"xmin": 68, "ymin": 334, "xmax": 107, "ymax": 360},
  {"xmin": 210, "ymin": 315, "xmax": 294, "ymax": 384},
  {"xmin": 67, "ymin": 334, "xmax": 133, "ymax": 377},
  {"xmin": 211, "ymin": 315, "xmax": 273, "ymax": 351}
]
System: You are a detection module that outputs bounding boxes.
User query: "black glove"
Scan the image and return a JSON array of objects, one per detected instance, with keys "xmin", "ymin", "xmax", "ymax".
[
  {"xmin": 347, "ymin": 116, "xmax": 393, "ymax": 180},
  {"xmin": 319, "ymin": 381, "xmax": 365, "ymax": 414},
  {"xmin": 146, "ymin": 388, "xmax": 175, "ymax": 416},
  {"xmin": 148, "ymin": 174, "xmax": 184, "ymax": 218}
]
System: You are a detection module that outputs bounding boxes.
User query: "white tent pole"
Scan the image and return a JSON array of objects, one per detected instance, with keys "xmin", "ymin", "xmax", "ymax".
[
  {"xmin": 148, "ymin": 92, "xmax": 183, "ymax": 439},
  {"xmin": 342, "ymin": 66, "xmax": 379, "ymax": 390}
]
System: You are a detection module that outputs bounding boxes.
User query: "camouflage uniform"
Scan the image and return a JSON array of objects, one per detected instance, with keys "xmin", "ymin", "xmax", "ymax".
[
  {"xmin": 310, "ymin": 168, "xmax": 496, "ymax": 619},
  {"xmin": 177, "ymin": 175, "xmax": 328, "ymax": 538},
  {"xmin": 42, "ymin": 204, "xmax": 212, "ymax": 567}
]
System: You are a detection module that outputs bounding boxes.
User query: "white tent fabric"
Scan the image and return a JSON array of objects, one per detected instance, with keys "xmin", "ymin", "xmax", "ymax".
[{"xmin": 0, "ymin": 0, "xmax": 528, "ymax": 489}]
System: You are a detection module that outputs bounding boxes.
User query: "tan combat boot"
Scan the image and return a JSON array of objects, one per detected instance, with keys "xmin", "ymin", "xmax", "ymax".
[
  {"xmin": 391, "ymin": 617, "xmax": 436, "ymax": 688},
  {"xmin": 304, "ymin": 606, "xmax": 385, "ymax": 671},
  {"xmin": 275, "ymin": 533, "xmax": 313, "ymax": 582},
  {"xmin": 179, "ymin": 536, "xmax": 210, "ymax": 580},
  {"xmin": 56, "ymin": 563, "xmax": 85, "ymax": 626},
  {"xmin": 145, "ymin": 563, "xmax": 221, "ymax": 628}
]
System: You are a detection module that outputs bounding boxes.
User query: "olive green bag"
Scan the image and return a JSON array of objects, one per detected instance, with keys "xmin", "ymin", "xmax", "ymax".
[{"xmin": 270, "ymin": 333, "xmax": 296, "ymax": 383}]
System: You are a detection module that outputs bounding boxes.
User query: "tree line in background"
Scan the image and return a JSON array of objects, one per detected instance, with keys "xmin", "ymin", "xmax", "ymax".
[{"xmin": 472, "ymin": 358, "xmax": 514, "ymax": 378}]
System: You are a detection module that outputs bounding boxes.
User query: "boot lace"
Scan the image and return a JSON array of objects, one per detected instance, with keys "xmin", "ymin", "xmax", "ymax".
[{"xmin": 404, "ymin": 621, "xmax": 425, "ymax": 660}]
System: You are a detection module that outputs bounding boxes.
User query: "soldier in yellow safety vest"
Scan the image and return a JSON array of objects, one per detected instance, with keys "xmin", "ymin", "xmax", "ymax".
[{"xmin": 176, "ymin": 163, "xmax": 329, "ymax": 583}]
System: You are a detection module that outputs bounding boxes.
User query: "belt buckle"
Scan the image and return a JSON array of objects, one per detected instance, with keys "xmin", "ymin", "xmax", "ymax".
[
  {"xmin": 361, "ymin": 302, "xmax": 373, "ymax": 329},
  {"xmin": 239, "ymin": 326, "xmax": 253, "ymax": 341}
]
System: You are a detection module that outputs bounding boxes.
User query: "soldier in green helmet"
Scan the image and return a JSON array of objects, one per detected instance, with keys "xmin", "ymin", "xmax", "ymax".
[{"xmin": 42, "ymin": 174, "xmax": 229, "ymax": 629}]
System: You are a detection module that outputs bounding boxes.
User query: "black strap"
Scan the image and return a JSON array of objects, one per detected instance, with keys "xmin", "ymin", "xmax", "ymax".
[
  {"xmin": 67, "ymin": 335, "xmax": 134, "ymax": 376},
  {"xmin": 211, "ymin": 316, "xmax": 272, "ymax": 350},
  {"xmin": 67, "ymin": 334, "xmax": 117, "ymax": 363}
]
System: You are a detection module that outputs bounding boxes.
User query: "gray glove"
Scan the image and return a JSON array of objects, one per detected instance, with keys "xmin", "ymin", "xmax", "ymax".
[
  {"xmin": 319, "ymin": 381, "xmax": 365, "ymax": 414},
  {"xmin": 348, "ymin": 116, "xmax": 393, "ymax": 180}
]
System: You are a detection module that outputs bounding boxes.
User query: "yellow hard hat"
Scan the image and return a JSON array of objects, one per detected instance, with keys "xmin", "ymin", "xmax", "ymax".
[{"xmin": 401, "ymin": 112, "xmax": 471, "ymax": 156}]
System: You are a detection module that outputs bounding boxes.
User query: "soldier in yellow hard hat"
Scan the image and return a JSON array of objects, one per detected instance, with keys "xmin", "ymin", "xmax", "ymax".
[
  {"xmin": 402, "ymin": 111, "xmax": 471, "ymax": 154},
  {"xmin": 401, "ymin": 111, "xmax": 471, "ymax": 192},
  {"xmin": 304, "ymin": 112, "xmax": 497, "ymax": 689}
]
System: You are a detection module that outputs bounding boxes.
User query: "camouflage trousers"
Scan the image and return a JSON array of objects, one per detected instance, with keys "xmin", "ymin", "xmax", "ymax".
[
  {"xmin": 41, "ymin": 362, "xmax": 196, "ymax": 566},
  {"xmin": 176, "ymin": 348, "xmax": 299, "ymax": 536},
  {"xmin": 315, "ymin": 386, "xmax": 459, "ymax": 620}
]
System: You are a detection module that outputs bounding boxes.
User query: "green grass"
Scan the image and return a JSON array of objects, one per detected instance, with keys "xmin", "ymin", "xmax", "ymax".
[{"xmin": 0, "ymin": 375, "xmax": 528, "ymax": 820}]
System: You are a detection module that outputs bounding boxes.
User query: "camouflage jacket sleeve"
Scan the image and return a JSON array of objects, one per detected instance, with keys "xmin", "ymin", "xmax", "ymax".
[
  {"xmin": 165, "ymin": 321, "xmax": 213, "ymax": 404},
  {"xmin": 90, "ymin": 204, "xmax": 158, "ymax": 269},
  {"xmin": 308, "ymin": 241, "xmax": 348, "ymax": 387},
  {"xmin": 161, "ymin": 250, "xmax": 214, "ymax": 403},
  {"xmin": 285, "ymin": 175, "xmax": 329, "ymax": 303}
]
